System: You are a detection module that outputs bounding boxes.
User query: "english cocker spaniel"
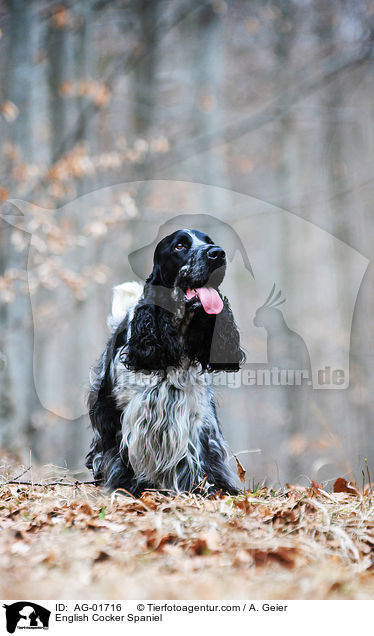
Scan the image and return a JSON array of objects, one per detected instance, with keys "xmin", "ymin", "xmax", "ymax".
[{"xmin": 86, "ymin": 229, "xmax": 245, "ymax": 496}]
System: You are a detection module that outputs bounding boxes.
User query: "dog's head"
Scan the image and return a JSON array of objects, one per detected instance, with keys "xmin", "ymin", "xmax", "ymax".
[
  {"xmin": 148, "ymin": 229, "xmax": 226, "ymax": 314},
  {"xmin": 124, "ymin": 229, "xmax": 245, "ymax": 372}
]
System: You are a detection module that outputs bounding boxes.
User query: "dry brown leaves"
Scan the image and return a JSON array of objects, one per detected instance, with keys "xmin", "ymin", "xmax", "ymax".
[
  {"xmin": 1, "ymin": 467, "xmax": 374, "ymax": 599},
  {"xmin": 234, "ymin": 455, "xmax": 246, "ymax": 483},
  {"xmin": 333, "ymin": 477, "xmax": 360, "ymax": 496}
]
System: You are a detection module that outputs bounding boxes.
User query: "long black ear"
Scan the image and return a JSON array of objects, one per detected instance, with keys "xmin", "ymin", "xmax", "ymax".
[
  {"xmin": 208, "ymin": 296, "xmax": 246, "ymax": 372},
  {"xmin": 125, "ymin": 283, "xmax": 182, "ymax": 371},
  {"xmin": 184, "ymin": 296, "xmax": 245, "ymax": 372}
]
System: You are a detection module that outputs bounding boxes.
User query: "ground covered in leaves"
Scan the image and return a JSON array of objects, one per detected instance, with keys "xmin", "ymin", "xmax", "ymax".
[{"xmin": 1, "ymin": 463, "xmax": 374, "ymax": 600}]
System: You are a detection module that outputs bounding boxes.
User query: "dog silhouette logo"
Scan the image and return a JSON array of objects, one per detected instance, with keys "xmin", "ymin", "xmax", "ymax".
[{"xmin": 2, "ymin": 602, "xmax": 50, "ymax": 633}]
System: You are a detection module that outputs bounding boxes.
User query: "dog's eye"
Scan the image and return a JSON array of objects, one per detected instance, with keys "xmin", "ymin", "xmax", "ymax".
[{"xmin": 174, "ymin": 242, "xmax": 185, "ymax": 251}]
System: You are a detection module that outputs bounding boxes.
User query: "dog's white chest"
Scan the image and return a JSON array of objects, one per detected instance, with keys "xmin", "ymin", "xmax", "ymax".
[{"xmin": 113, "ymin": 363, "xmax": 212, "ymax": 490}]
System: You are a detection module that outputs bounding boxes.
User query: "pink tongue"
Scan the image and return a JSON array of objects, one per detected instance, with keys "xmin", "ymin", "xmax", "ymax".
[{"xmin": 186, "ymin": 287, "xmax": 223, "ymax": 315}]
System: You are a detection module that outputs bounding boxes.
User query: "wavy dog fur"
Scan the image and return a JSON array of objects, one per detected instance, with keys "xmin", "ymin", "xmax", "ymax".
[{"xmin": 86, "ymin": 229, "xmax": 245, "ymax": 496}]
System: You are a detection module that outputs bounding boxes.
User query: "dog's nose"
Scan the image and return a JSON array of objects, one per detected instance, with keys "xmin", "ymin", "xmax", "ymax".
[{"xmin": 207, "ymin": 246, "xmax": 226, "ymax": 261}]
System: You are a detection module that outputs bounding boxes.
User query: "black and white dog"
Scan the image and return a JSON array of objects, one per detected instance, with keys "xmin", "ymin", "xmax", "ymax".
[{"xmin": 86, "ymin": 229, "xmax": 245, "ymax": 496}]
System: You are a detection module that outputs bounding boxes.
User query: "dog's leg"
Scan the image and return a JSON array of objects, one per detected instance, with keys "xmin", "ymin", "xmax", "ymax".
[
  {"xmin": 86, "ymin": 375, "xmax": 122, "ymax": 478},
  {"xmin": 86, "ymin": 391, "xmax": 142, "ymax": 495},
  {"xmin": 200, "ymin": 407, "xmax": 240, "ymax": 496},
  {"xmin": 89, "ymin": 437, "xmax": 152, "ymax": 497}
]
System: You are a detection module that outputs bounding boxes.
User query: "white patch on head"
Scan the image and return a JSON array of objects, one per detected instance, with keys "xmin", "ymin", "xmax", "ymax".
[
  {"xmin": 185, "ymin": 229, "xmax": 209, "ymax": 249},
  {"xmin": 174, "ymin": 230, "xmax": 213, "ymax": 292}
]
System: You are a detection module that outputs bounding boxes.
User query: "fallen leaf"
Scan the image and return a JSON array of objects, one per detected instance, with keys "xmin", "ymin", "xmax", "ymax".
[
  {"xmin": 139, "ymin": 492, "xmax": 161, "ymax": 510},
  {"xmin": 333, "ymin": 478, "xmax": 359, "ymax": 496},
  {"xmin": 94, "ymin": 551, "xmax": 110, "ymax": 563},
  {"xmin": 142, "ymin": 530, "xmax": 179, "ymax": 552},
  {"xmin": 234, "ymin": 456, "xmax": 246, "ymax": 483},
  {"xmin": 233, "ymin": 497, "xmax": 254, "ymax": 514},
  {"xmin": 249, "ymin": 547, "xmax": 297, "ymax": 568},
  {"xmin": 189, "ymin": 538, "xmax": 210, "ymax": 556},
  {"xmin": 77, "ymin": 503, "xmax": 94, "ymax": 516},
  {"xmin": 308, "ymin": 480, "xmax": 323, "ymax": 496},
  {"xmin": 273, "ymin": 506, "xmax": 301, "ymax": 526}
]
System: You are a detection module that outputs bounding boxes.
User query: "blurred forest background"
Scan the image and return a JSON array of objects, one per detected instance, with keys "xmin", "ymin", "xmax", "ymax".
[{"xmin": 1, "ymin": 0, "xmax": 374, "ymax": 487}]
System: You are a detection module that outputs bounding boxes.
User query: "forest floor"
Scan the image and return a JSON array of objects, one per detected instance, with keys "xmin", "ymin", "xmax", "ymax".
[{"xmin": 1, "ymin": 459, "xmax": 374, "ymax": 600}]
